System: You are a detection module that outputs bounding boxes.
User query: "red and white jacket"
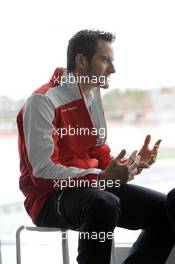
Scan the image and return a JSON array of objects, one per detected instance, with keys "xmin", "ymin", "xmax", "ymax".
[{"xmin": 17, "ymin": 68, "xmax": 113, "ymax": 224}]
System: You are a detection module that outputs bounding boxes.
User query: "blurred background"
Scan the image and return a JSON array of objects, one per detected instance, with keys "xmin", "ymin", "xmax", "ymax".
[{"xmin": 0, "ymin": 0, "xmax": 175, "ymax": 263}]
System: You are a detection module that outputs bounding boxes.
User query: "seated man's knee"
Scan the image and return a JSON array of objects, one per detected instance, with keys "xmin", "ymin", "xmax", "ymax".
[
  {"xmin": 167, "ymin": 188, "xmax": 175, "ymax": 207},
  {"xmin": 89, "ymin": 192, "xmax": 121, "ymax": 228}
]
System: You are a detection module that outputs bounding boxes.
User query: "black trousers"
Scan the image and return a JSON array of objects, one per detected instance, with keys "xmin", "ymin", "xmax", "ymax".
[
  {"xmin": 37, "ymin": 184, "xmax": 175, "ymax": 264},
  {"xmin": 167, "ymin": 188, "xmax": 175, "ymax": 234}
]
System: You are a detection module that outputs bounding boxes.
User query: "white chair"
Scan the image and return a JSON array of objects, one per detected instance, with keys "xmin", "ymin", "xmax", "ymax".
[
  {"xmin": 16, "ymin": 225, "xmax": 117, "ymax": 264},
  {"xmin": 111, "ymin": 235, "xmax": 117, "ymax": 264},
  {"xmin": 16, "ymin": 226, "xmax": 70, "ymax": 264}
]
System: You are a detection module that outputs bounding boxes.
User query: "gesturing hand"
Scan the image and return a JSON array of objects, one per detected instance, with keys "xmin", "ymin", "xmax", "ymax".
[
  {"xmin": 99, "ymin": 149, "xmax": 141, "ymax": 183},
  {"xmin": 137, "ymin": 134, "xmax": 161, "ymax": 174}
]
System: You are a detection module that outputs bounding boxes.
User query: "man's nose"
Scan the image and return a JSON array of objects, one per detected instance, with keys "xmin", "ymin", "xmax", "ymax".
[{"xmin": 109, "ymin": 62, "xmax": 116, "ymax": 74}]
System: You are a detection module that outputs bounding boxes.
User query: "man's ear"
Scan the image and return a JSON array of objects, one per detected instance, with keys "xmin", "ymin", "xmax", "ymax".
[{"xmin": 75, "ymin": 53, "xmax": 88, "ymax": 71}]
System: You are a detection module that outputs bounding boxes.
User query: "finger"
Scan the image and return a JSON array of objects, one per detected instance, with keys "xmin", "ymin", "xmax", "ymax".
[
  {"xmin": 155, "ymin": 139, "xmax": 161, "ymax": 147},
  {"xmin": 151, "ymin": 146, "xmax": 159, "ymax": 157},
  {"xmin": 152, "ymin": 139, "xmax": 161, "ymax": 155},
  {"xmin": 115, "ymin": 149, "xmax": 126, "ymax": 161},
  {"xmin": 128, "ymin": 155, "xmax": 141, "ymax": 171},
  {"xmin": 143, "ymin": 134, "xmax": 151, "ymax": 147},
  {"xmin": 127, "ymin": 150, "xmax": 138, "ymax": 166}
]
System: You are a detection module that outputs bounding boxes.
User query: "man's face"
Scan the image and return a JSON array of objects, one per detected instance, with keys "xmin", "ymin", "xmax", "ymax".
[{"xmin": 86, "ymin": 40, "xmax": 116, "ymax": 89}]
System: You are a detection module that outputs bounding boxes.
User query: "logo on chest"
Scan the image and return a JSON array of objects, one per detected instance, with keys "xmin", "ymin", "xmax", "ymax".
[{"xmin": 61, "ymin": 106, "xmax": 78, "ymax": 113}]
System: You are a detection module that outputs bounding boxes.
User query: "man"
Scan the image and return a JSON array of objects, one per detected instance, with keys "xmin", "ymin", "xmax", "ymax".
[{"xmin": 17, "ymin": 29, "xmax": 174, "ymax": 264}]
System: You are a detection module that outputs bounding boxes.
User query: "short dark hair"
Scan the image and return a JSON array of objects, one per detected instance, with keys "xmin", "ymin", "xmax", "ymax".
[{"xmin": 67, "ymin": 29, "xmax": 115, "ymax": 72}]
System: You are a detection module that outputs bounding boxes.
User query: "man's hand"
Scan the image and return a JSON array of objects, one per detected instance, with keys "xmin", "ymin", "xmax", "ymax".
[
  {"xmin": 137, "ymin": 134, "xmax": 161, "ymax": 174},
  {"xmin": 99, "ymin": 149, "xmax": 141, "ymax": 183}
]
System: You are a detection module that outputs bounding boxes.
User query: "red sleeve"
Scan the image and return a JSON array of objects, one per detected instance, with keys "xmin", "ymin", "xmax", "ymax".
[{"xmin": 88, "ymin": 144, "xmax": 113, "ymax": 170}]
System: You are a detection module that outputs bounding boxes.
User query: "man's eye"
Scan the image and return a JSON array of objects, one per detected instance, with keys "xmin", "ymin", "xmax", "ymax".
[{"xmin": 103, "ymin": 59, "xmax": 108, "ymax": 63}]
